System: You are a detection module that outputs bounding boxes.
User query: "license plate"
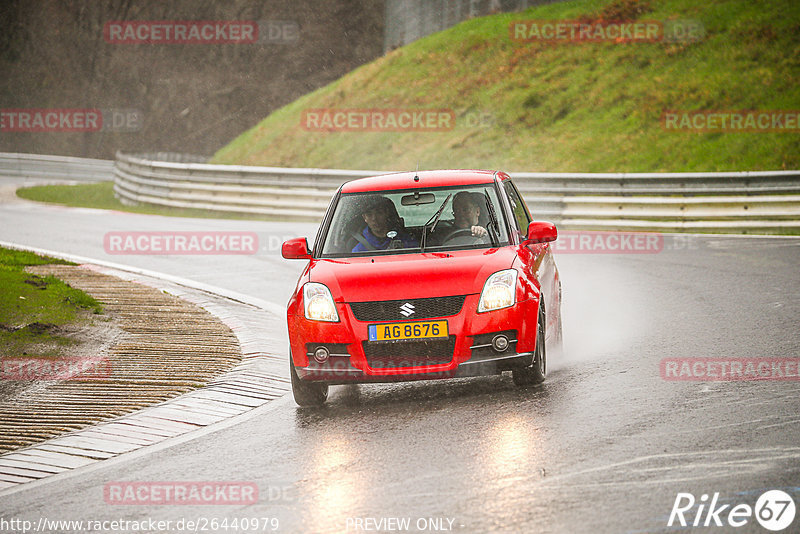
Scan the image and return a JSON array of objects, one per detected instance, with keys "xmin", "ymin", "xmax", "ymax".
[{"xmin": 368, "ymin": 320, "xmax": 448, "ymax": 342}]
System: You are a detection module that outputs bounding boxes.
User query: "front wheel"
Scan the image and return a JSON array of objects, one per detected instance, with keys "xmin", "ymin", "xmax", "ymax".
[
  {"xmin": 513, "ymin": 304, "xmax": 546, "ymax": 386},
  {"xmin": 290, "ymin": 357, "xmax": 328, "ymax": 407}
]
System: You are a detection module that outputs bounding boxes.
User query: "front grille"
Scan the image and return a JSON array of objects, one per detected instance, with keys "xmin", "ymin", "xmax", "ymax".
[
  {"xmin": 362, "ymin": 336, "xmax": 456, "ymax": 369},
  {"xmin": 350, "ymin": 295, "xmax": 465, "ymax": 322}
]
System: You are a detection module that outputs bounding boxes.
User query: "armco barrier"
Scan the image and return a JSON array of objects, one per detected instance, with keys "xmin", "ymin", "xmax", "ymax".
[
  {"xmin": 113, "ymin": 152, "xmax": 379, "ymax": 219},
  {"xmin": 113, "ymin": 152, "xmax": 800, "ymax": 233},
  {"xmin": 0, "ymin": 152, "xmax": 113, "ymax": 182},
  {"xmin": 4, "ymin": 152, "xmax": 799, "ymax": 233}
]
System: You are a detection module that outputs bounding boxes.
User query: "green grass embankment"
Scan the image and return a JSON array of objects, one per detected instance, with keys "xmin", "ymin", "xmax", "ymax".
[
  {"xmin": 212, "ymin": 0, "xmax": 800, "ymax": 172},
  {"xmin": 0, "ymin": 247, "xmax": 102, "ymax": 357}
]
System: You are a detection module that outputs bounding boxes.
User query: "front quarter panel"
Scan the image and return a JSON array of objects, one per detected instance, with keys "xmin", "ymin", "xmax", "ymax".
[
  {"xmin": 286, "ymin": 261, "xmax": 313, "ymax": 315},
  {"xmin": 516, "ymin": 242, "xmax": 559, "ymax": 339}
]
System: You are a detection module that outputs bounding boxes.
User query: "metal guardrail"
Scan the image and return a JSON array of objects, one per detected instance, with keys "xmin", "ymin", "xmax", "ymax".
[
  {"xmin": 113, "ymin": 152, "xmax": 800, "ymax": 233},
  {"xmin": 113, "ymin": 152, "xmax": 379, "ymax": 218},
  {"xmin": 3, "ymin": 151, "xmax": 797, "ymax": 232},
  {"xmin": 0, "ymin": 152, "xmax": 114, "ymax": 182}
]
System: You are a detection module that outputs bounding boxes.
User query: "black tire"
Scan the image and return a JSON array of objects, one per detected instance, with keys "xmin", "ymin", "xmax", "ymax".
[
  {"xmin": 513, "ymin": 303, "xmax": 546, "ymax": 386},
  {"xmin": 290, "ymin": 357, "xmax": 328, "ymax": 407}
]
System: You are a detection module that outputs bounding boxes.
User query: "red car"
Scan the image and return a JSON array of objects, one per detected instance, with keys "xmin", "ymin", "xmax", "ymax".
[{"xmin": 282, "ymin": 170, "xmax": 562, "ymax": 406}]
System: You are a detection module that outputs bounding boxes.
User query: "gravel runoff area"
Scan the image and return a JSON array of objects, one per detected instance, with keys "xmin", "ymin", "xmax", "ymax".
[
  {"xmin": 0, "ymin": 264, "xmax": 290, "ymax": 496},
  {"xmin": 0, "ymin": 264, "xmax": 242, "ymax": 454}
]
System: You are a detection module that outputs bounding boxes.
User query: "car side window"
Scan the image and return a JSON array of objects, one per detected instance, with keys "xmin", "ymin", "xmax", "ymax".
[{"xmin": 503, "ymin": 181, "xmax": 531, "ymax": 240}]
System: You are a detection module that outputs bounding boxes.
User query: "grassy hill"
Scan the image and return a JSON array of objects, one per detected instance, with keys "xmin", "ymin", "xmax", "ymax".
[{"xmin": 211, "ymin": 0, "xmax": 800, "ymax": 172}]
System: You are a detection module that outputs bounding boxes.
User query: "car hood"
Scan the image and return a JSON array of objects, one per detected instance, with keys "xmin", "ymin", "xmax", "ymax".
[{"xmin": 308, "ymin": 248, "xmax": 518, "ymax": 302}]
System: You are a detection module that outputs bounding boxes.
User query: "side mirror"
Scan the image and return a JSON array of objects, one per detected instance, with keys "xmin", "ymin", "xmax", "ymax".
[
  {"xmin": 281, "ymin": 237, "xmax": 312, "ymax": 259},
  {"xmin": 524, "ymin": 221, "xmax": 557, "ymax": 245}
]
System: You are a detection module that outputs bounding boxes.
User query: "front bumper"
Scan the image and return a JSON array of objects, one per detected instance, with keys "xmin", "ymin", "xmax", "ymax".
[
  {"xmin": 289, "ymin": 293, "xmax": 540, "ymax": 384},
  {"xmin": 294, "ymin": 351, "xmax": 534, "ymax": 384}
]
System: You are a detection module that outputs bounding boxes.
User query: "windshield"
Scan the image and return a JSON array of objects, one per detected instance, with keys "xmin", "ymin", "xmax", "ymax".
[{"xmin": 319, "ymin": 184, "xmax": 510, "ymax": 257}]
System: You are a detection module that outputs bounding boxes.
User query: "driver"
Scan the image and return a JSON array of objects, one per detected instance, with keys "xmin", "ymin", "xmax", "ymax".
[
  {"xmin": 451, "ymin": 191, "xmax": 488, "ymax": 238},
  {"xmin": 352, "ymin": 195, "xmax": 419, "ymax": 252}
]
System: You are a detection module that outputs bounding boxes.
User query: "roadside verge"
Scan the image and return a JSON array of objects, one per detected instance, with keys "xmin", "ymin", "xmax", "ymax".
[
  {"xmin": 0, "ymin": 243, "xmax": 290, "ymax": 494},
  {"xmin": 1, "ymin": 264, "xmax": 241, "ymax": 455}
]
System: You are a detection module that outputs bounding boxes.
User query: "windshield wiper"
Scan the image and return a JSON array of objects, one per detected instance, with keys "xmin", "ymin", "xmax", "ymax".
[
  {"xmin": 483, "ymin": 189, "xmax": 500, "ymax": 246},
  {"xmin": 420, "ymin": 193, "xmax": 452, "ymax": 252}
]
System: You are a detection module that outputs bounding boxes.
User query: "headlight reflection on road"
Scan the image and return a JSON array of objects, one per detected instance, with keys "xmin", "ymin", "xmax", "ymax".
[
  {"xmin": 471, "ymin": 414, "xmax": 545, "ymax": 521},
  {"xmin": 483, "ymin": 414, "xmax": 542, "ymax": 482},
  {"xmin": 305, "ymin": 435, "xmax": 367, "ymax": 533}
]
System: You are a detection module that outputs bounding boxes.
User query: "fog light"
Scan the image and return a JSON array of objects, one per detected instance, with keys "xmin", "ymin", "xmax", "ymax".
[
  {"xmin": 313, "ymin": 346, "xmax": 330, "ymax": 363},
  {"xmin": 491, "ymin": 335, "xmax": 509, "ymax": 353}
]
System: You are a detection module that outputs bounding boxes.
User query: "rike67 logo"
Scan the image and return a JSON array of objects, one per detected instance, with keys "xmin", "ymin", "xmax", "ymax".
[{"xmin": 669, "ymin": 490, "xmax": 796, "ymax": 531}]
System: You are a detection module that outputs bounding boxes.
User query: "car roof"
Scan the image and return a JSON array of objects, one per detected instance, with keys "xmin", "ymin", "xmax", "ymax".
[{"xmin": 340, "ymin": 170, "xmax": 508, "ymax": 193}]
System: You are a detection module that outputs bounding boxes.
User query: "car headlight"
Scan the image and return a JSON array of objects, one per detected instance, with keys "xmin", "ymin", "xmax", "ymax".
[
  {"xmin": 304, "ymin": 283, "xmax": 339, "ymax": 322},
  {"xmin": 478, "ymin": 269, "xmax": 518, "ymax": 313}
]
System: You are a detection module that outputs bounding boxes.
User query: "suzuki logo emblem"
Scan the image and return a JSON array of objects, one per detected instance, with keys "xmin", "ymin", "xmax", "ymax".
[{"xmin": 399, "ymin": 303, "xmax": 415, "ymax": 317}]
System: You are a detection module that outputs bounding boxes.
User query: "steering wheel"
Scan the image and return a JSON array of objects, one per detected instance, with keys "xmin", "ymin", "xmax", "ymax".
[{"xmin": 441, "ymin": 228, "xmax": 478, "ymax": 244}]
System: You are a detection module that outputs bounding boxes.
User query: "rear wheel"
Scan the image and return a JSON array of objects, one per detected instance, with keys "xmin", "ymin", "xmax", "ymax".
[
  {"xmin": 513, "ymin": 303, "xmax": 546, "ymax": 386},
  {"xmin": 290, "ymin": 356, "xmax": 328, "ymax": 407}
]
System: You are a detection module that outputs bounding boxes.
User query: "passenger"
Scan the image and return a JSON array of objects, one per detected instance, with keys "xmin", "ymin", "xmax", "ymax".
[{"xmin": 352, "ymin": 195, "xmax": 419, "ymax": 252}]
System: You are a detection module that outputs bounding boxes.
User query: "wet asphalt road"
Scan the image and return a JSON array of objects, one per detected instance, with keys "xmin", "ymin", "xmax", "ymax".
[{"xmin": 1, "ymin": 188, "xmax": 799, "ymax": 533}]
